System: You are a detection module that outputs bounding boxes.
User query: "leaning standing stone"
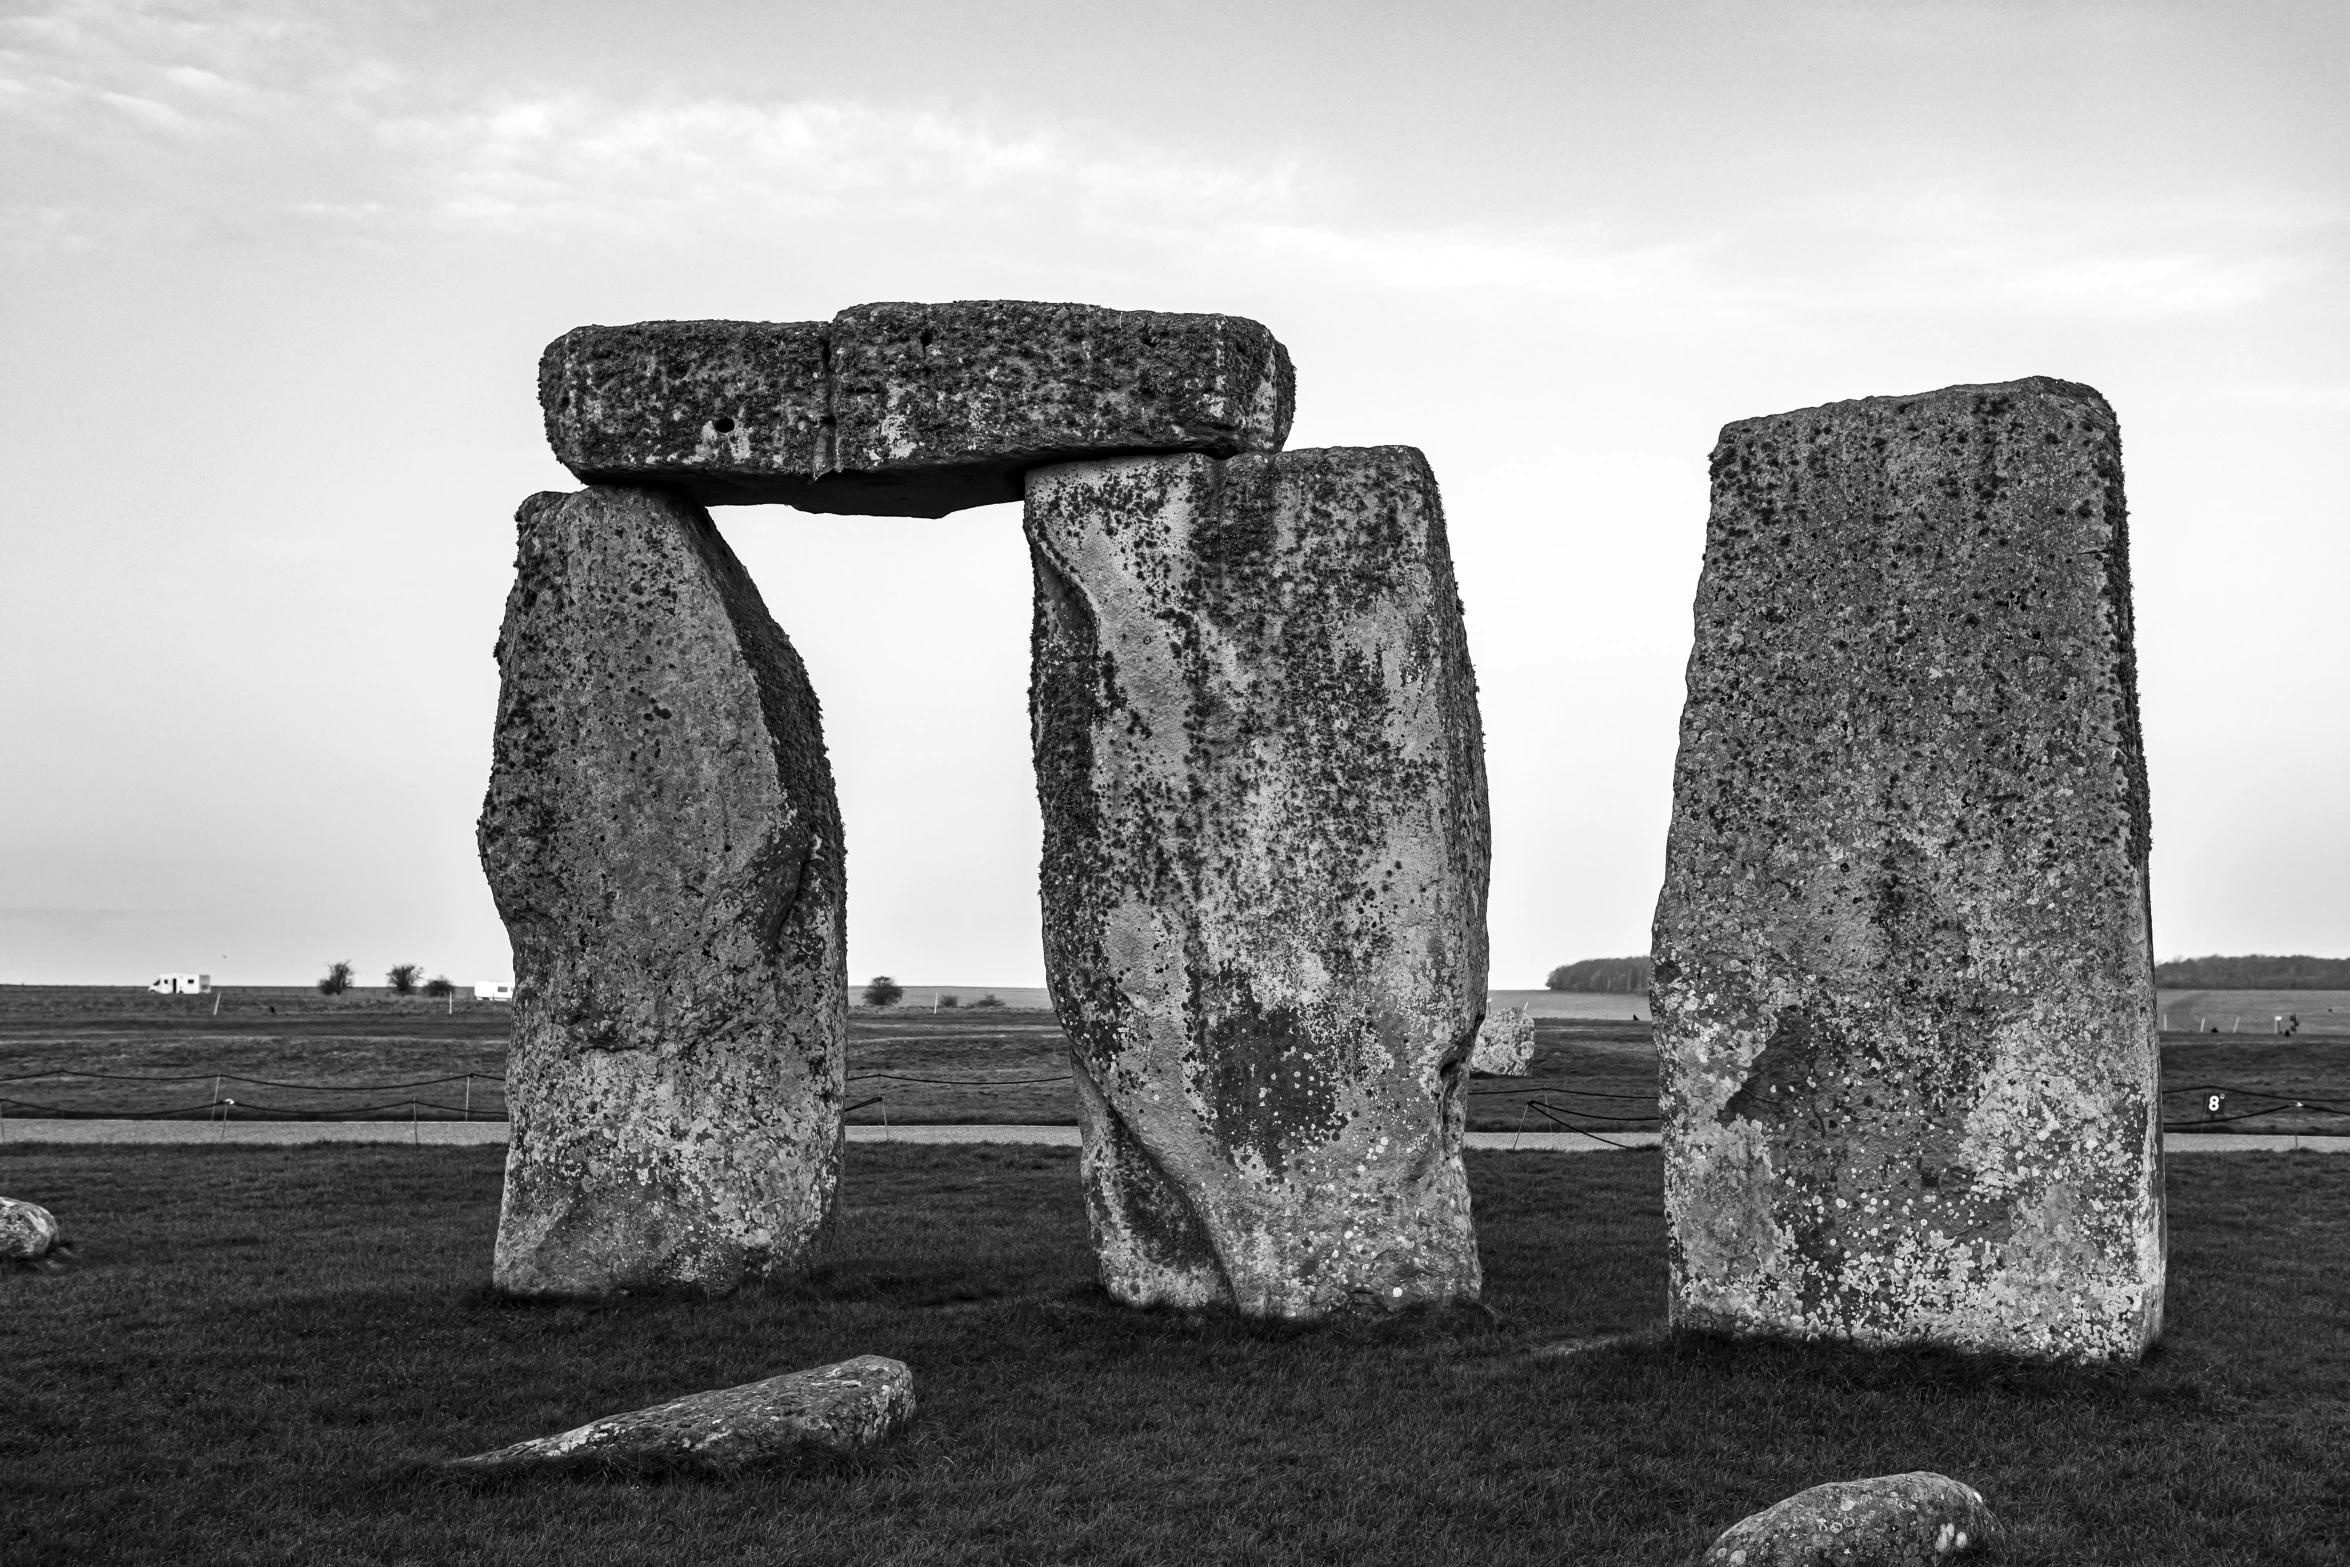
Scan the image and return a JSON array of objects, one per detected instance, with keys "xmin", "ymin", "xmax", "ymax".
[
  {"xmin": 1700, "ymin": 1473, "xmax": 1998, "ymax": 1566},
  {"xmin": 1, "ymin": 1196, "xmax": 60, "ymax": 1260},
  {"xmin": 479, "ymin": 485, "xmax": 847, "ymax": 1297},
  {"xmin": 447, "ymin": 1354, "xmax": 913, "ymax": 1474},
  {"xmin": 1027, "ymin": 447, "xmax": 1490, "ymax": 1318},
  {"xmin": 1654, "ymin": 377, "xmax": 2163, "ymax": 1360},
  {"xmin": 540, "ymin": 301, "xmax": 1294, "ymax": 516}
]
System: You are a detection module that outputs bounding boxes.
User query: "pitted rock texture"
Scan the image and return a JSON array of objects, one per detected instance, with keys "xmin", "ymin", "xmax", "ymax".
[
  {"xmin": 447, "ymin": 1354, "xmax": 912, "ymax": 1474},
  {"xmin": 1, "ymin": 1196, "xmax": 60, "ymax": 1260},
  {"xmin": 1469, "ymin": 1007, "xmax": 1534, "ymax": 1076},
  {"xmin": 480, "ymin": 485, "xmax": 846, "ymax": 1298},
  {"xmin": 1700, "ymin": 1473, "xmax": 1999, "ymax": 1566},
  {"xmin": 1654, "ymin": 377, "xmax": 2163, "ymax": 1361},
  {"xmin": 541, "ymin": 301, "xmax": 1295, "ymax": 516},
  {"xmin": 1026, "ymin": 447, "xmax": 1490, "ymax": 1319}
]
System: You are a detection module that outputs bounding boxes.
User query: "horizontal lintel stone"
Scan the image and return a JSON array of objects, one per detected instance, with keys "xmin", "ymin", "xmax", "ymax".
[{"xmin": 540, "ymin": 300, "xmax": 1295, "ymax": 517}]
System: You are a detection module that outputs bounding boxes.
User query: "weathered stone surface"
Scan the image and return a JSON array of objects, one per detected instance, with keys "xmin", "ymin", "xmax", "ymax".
[
  {"xmin": 541, "ymin": 301, "xmax": 1295, "ymax": 516},
  {"xmin": 479, "ymin": 485, "xmax": 847, "ymax": 1297},
  {"xmin": 447, "ymin": 1354, "xmax": 912, "ymax": 1474},
  {"xmin": 1, "ymin": 1196, "xmax": 60, "ymax": 1260},
  {"xmin": 1654, "ymin": 377, "xmax": 2163, "ymax": 1361},
  {"xmin": 1469, "ymin": 1006, "xmax": 1534, "ymax": 1076},
  {"xmin": 1700, "ymin": 1473, "xmax": 1999, "ymax": 1566},
  {"xmin": 1026, "ymin": 447, "xmax": 1490, "ymax": 1318}
]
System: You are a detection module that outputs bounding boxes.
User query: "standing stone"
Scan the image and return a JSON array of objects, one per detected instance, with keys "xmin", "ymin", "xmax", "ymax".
[
  {"xmin": 1470, "ymin": 1006, "xmax": 1535, "ymax": 1076},
  {"xmin": 1027, "ymin": 447, "xmax": 1490, "ymax": 1318},
  {"xmin": 1654, "ymin": 377, "xmax": 2163, "ymax": 1361},
  {"xmin": 480, "ymin": 485, "xmax": 847, "ymax": 1297},
  {"xmin": 540, "ymin": 302, "xmax": 1295, "ymax": 516}
]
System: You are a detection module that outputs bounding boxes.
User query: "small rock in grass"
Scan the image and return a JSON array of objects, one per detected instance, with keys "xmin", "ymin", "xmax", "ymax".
[
  {"xmin": 1, "ymin": 1196, "xmax": 61, "ymax": 1261},
  {"xmin": 446, "ymin": 1355, "xmax": 913, "ymax": 1475},
  {"xmin": 1701, "ymin": 1472, "xmax": 1998, "ymax": 1565},
  {"xmin": 1470, "ymin": 1007, "xmax": 1534, "ymax": 1076}
]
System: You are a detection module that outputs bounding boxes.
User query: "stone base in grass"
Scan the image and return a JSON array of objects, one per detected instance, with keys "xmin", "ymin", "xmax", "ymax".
[{"xmin": 446, "ymin": 1355, "xmax": 913, "ymax": 1475}]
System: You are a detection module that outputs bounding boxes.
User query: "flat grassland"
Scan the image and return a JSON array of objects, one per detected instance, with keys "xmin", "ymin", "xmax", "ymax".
[
  {"xmin": 2159, "ymin": 989, "xmax": 2350, "ymax": 1036},
  {"xmin": 6, "ymin": 986, "xmax": 2347, "ymax": 1136},
  {"xmin": 0, "ymin": 988, "xmax": 1658, "ymax": 1133},
  {"xmin": 4, "ymin": 1143, "xmax": 2346, "ymax": 1565}
]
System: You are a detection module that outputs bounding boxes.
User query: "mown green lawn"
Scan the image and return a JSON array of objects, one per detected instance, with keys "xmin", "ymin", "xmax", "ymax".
[{"xmin": 3, "ymin": 1145, "xmax": 2346, "ymax": 1565}]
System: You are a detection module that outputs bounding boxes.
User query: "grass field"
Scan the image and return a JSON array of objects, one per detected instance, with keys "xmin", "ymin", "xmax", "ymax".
[
  {"xmin": 6, "ymin": 985, "xmax": 2348, "ymax": 1136},
  {"xmin": 0, "ymin": 988, "xmax": 1658, "ymax": 1133},
  {"xmin": 4, "ymin": 1143, "xmax": 2347, "ymax": 1565},
  {"xmin": 2159, "ymin": 990, "xmax": 2350, "ymax": 1037}
]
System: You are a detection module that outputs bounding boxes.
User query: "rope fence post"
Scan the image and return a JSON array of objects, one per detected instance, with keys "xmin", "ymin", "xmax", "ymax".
[{"xmin": 463, "ymin": 1073, "xmax": 472, "ymax": 1122}]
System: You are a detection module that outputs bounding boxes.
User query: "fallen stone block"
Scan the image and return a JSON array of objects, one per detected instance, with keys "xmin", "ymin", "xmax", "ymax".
[
  {"xmin": 1026, "ymin": 446, "xmax": 1490, "ymax": 1319},
  {"xmin": 1700, "ymin": 1472, "xmax": 1998, "ymax": 1566},
  {"xmin": 1470, "ymin": 1007, "xmax": 1534, "ymax": 1076},
  {"xmin": 479, "ymin": 484, "xmax": 847, "ymax": 1298},
  {"xmin": 1, "ymin": 1196, "xmax": 60, "ymax": 1260},
  {"xmin": 1655, "ymin": 377, "xmax": 2163, "ymax": 1360},
  {"xmin": 541, "ymin": 301, "xmax": 1295, "ymax": 516},
  {"xmin": 447, "ymin": 1354, "xmax": 913, "ymax": 1475}
]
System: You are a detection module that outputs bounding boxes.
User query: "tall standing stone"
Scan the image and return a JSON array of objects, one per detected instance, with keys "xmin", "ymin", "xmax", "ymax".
[
  {"xmin": 1027, "ymin": 446, "xmax": 1490, "ymax": 1318},
  {"xmin": 1654, "ymin": 377, "xmax": 2163, "ymax": 1360},
  {"xmin": 480, "ymin": 485, "xmax": 847, "ymax": 1296}
]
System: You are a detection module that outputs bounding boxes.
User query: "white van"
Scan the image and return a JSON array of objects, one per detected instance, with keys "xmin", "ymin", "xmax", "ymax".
[
  {"xmin": 473, "ymin": 980, "xmax": 515, "ymax": 1001},
  {"xmin": 149, "ymin": 973, "xmax": 211, "ymax": 995}
]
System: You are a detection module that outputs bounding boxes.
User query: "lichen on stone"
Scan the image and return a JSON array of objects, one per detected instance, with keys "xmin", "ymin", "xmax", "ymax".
[
  {"xmin": 1654, "ymin": 378, "xmax": 2164, "ymax": 1361},
  {"xmin": 479, "ymin": 485, "xmax": 847, "ymax": 1297},
  {"xmin": 1026, "ymin": 447, "xmax": 1489, "ymax": 1319}
]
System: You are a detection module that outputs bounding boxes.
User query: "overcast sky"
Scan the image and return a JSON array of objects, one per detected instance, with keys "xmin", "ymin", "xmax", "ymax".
[{"xmin": 3, "ymin": 0, "xmax": 2344, "ymax": 988}]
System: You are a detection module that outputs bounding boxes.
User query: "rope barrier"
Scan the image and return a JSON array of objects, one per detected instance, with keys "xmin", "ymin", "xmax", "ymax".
[
  {"xmin": 0, "ymin": 1094, "xmax": 494, "ymax": 1121},
  {"xmin": 846, "ymin": 1071, "xmax": 1072, "ymax": 1086},
  {"xmin": 1526, "ymin": 1099, "xmax": 1649, "ymax": 1150},
  {"xmin": 0, "ymin": 1068, "xmax": 497, "ymax": 1090}
]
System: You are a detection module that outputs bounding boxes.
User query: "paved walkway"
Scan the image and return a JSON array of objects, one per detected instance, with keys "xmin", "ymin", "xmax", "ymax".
[{"xmin": 2, "ymin": 1120, "xmax": 2343, "ymax": 1155}]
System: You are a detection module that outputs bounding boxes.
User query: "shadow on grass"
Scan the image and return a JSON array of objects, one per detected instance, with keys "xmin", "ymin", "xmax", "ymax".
[{"xmin": 1, "ymin": 1144, "xmax": 2344, "ymax": 1565}]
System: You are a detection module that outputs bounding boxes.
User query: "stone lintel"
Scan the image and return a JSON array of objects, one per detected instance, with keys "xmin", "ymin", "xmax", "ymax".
[{"xmin": 540, "ymin": 301, "xmax": 1295, "ymax": 517}]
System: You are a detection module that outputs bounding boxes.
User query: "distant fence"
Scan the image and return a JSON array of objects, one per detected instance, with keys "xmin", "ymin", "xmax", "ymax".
[{"xmin": 3, "ymin": 1067, "xmax": 2346, "ymax": 1135}]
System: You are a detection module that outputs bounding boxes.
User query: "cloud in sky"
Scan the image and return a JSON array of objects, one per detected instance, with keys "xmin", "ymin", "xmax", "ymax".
[
  {"xmin": 5, "ymin": 0, "xmax": 2345, "ymax": 982},
  {"xmin": 5, "ymin": 1, "xmax": 2330, "ymax": 327}
]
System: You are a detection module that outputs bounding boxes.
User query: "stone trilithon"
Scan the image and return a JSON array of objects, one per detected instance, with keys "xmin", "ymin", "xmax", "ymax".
[
  {"xmin": 1653, "ymin": 377, "xmax": 2164, "ymax": 1360},
  {"xmin": 1026, "ymin": 446, "xmax": 1491, "ymax": 1318},
  {"xmin": 479, "ymin": 485, "xmax": 847, "ymax": 1296}
]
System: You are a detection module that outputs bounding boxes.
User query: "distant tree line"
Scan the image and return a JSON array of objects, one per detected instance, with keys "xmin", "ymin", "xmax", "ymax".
[
  {"xmin": 2154, "ymin": 954, "xmax": 2350, "ymax": 990},
  {"xmin": 316, "ymin": 960, "xmax": 458, "ymax": 997},
  {"xmin": 1544, "ymin": 956, "xmax": 1651, "ymax": 994}
]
